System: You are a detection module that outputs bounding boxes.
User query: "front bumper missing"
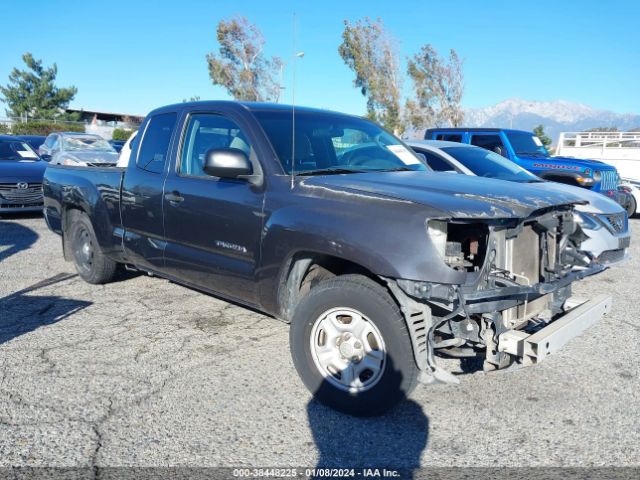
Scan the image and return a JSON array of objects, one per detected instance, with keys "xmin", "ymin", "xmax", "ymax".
[{"xmin": 498, "ymin": 295, "xmax": 612, "ymax": 366}]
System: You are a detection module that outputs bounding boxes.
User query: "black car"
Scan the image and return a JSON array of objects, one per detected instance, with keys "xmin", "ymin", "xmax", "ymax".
[{"xmin": 0, "ymin": 136, "xmax": 47, "ymax": 213}]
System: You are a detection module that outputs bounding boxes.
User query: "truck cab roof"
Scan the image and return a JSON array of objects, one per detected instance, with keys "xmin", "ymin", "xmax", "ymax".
[{"xmin": 426, "ymin": 127, "xmax": 533, "ymax": 135}]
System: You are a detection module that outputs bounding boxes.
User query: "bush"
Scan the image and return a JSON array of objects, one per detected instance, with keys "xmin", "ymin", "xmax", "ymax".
[
  {"xmin": 112, "ymin": 128, "xmax": 135, "ymax": 141},
  {"xmin": 0, "ymin": 123, "xmax": 10, "ymax": 135},
  {"xmin": 11, "ymin": 121, "xmax": 85, "ymax": 136}
]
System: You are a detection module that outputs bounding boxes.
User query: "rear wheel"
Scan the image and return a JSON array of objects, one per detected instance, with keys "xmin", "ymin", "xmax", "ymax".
[
  {"xmin": 290, "ymin": 274, "xmax": 419, "ymax": 416},
  {"xmin": 68, "ymin": 213, "xmax": 117, "ymax": 284}
]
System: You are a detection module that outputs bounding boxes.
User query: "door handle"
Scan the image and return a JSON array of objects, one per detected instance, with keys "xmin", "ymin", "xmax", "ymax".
[{"xmin": 164, "ymin": 191, "xmax": 184, "ymax": 205}]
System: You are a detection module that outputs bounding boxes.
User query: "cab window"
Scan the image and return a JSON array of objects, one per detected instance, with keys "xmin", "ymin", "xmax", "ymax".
[
  {"xmin": 136, "ymin": 112, "xmax": 177, "ymax": 174},
  {"xmin": 179, "ymin": 113, "xmax": 251, "ymax": 177}
]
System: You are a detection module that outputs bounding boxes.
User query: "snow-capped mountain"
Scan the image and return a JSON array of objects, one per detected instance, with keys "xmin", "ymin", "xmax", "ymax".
[{"xmin": 464, "ymin": 98, "xmax": 640, "ymax": 144}]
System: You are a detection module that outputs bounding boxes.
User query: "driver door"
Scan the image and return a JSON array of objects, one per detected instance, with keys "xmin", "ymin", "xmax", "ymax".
[{"xmin": 162, "ymin": 111, "xmax": 265, "ymax": 305}]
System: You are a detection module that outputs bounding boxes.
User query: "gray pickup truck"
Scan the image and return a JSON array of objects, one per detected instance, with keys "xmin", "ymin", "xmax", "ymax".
[{"xmin": 43, "ymin": 101, "xmax": 610, "ymax": 416}]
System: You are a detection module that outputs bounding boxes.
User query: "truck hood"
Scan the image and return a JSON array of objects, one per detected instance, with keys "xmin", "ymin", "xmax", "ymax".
[
  {"xmin": 302, "ymin": 171, "xmax": 585, "ymax": 219},
  {"xmin": 520, "ymin": 154, "xmax": 617, "ymax": 171},
  {"xmin": 61, "ymin": 151, "xmax": 119, "ymax": 164},
  {"xmin": 0, "ymin": 159, "xmax": 47, "ymax": 183}
]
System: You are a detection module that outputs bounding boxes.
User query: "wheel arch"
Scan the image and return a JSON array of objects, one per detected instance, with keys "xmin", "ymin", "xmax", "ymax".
[{"xmin": 276, "ymin": 251, "xmax": 389, "ymax": 322}]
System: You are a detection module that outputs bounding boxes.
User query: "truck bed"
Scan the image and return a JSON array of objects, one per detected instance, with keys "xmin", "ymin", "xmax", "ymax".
[{"xmin": 43, "ymin": 164, "xmax": 126, "ymax": 258}]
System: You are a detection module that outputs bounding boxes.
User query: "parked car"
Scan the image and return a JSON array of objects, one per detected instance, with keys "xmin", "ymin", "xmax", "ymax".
[
  {"xmin": 16, "ymin": 135, "xmax": 46, "ymax": 153},
  {"xmin": 108, "ymin": 139, "xmax": 126, "ymax": 153},
  {"xmin": 116, "ymin": 130, "xmax": 137, "ymax": 168},
  {"xmin": 408, "ymin": 140, "xmax": 630, "ymax": 266},
  {"xmin": 425, "ymin": 128, "xmax": 620, "ymax": 198},
  {"xmin": 39, "ymin": 132, "xmax": 119, "ymax": 166},
  {"xmin": 0, "ymin": 135, "xmax": 47, "ymax": 213},
  {"xmin": 43, "ymin": 101, "xmax": 610, "ymax": 416}
]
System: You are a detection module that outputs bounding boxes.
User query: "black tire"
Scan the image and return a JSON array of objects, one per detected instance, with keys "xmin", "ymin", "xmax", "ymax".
[
  {"xmin": 67, "ymin": 212, "xmax": 117, "ymax": 284},
  {"xmin": 626, "ymin": 195, "xmax": 636, "ymax": 218},
  {"xmin": 289, "ymin": 274, "xmax": 419, "ymax": 416}
]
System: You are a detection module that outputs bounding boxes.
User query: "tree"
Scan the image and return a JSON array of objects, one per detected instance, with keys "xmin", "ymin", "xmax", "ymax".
[
  {"xmin": 406, "ymin": 45, "xmax": 464, "ymax": 129},
  {"xmin": 206, "ymin": 17, "xmax": 282, "ymax": 102},
  {"xmin": 112, "ymin": 128, "xmax": 135, "ymax": 141},
  {"xmin": 533, "ymin": 125, "xmax": 552, "ymax": 148},
  {"xmin": 338, "ymin": 18, "xmax": 403, "ymax": 135},
  {"xmin": 0, "ymin": 53, "xmax": 78, "ymax": 120}
]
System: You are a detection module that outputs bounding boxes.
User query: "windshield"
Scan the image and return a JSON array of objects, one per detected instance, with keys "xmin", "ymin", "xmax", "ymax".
[
  {"xmin": 506, "ymin": 132, "xmax": 549, "ymax": 157},
  {"xmin": 441, "ymin": 146, "xmax": 541, "ymax": 182},
  {"xmin": 0, "ymin": 140, "xmax": 39, "ymax": 161},
  {"xmin": 63, "ymin": 135, "xmax": 116, "ymax": 152},
  {"xmin": 253, "ymin": 110, "xmax": 428, "ymax": 174}
]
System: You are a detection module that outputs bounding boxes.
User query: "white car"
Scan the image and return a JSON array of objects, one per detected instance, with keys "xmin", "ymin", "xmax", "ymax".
[
  {"xmin": 116, "ymin": 130, "xmax": 138, "ymax": 168},
  {"xmin": 408, "ymin": 140, "xmax": 630, "ymax": 266}
]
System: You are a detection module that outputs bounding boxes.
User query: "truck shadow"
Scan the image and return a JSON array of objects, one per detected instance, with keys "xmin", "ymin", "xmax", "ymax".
[
  {"xmin": 0, "ymin": 219, "xmax": 39, "ymax": 263},
  {"xmin": 0, "ymin": 273, "xmax": 91, "ymax": 345},
  {"xmin": 306, "ymin": 356, "xmax": 429, "ymax": 477}
]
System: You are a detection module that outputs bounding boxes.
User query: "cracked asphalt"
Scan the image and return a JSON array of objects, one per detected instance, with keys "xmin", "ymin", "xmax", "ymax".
[{"xmin": 0, "ymin": 214, "xmax": 638, "ymax": 468}]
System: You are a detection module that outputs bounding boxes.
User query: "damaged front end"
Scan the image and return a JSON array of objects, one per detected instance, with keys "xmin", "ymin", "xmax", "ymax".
[{"xmin": 385, "ymin": 206, "xmax": 610, "ymax": 383}]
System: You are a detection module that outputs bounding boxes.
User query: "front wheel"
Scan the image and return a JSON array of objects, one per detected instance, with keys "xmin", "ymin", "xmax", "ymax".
[
  {"xmin": 626, "ymin": 195, "xmax": 637, "ymax": 217},
  {"xmin": 289, "ymin": 274, "xmax": 419, "ymax": 416}
]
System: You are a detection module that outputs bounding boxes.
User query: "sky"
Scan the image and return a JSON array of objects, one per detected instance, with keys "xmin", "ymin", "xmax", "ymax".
[{"xmin": 0, "ymin": 0, "xmax": 638, "ymax": 117}]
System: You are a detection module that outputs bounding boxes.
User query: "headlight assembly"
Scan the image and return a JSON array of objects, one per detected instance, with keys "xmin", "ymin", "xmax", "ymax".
[{"xmin": 575, "ymin": 211, "xmax": 602, "ymax": 231}]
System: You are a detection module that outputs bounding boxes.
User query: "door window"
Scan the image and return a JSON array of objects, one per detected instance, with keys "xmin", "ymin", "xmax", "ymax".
[
  {"xmin": 44, "ymin": 135, "xmax": 57, "ymax": 149},
  {"xmin": 179, "ymin": 114, "xmax": 251, "ymax": 177},
  {"xmin": 418, "ymin": 150, "xmax": 456, "ymax": 171},
  {"xmin": 436, "ymin": 134, "xmax": 463, "ymax": 143},
  {"xmin": 136, "ymin": 112, "xmax": 177, "ymax": 174},
  {"xmin": 470, "ymin": 134, "xmax": 507, "ymax": 157}
]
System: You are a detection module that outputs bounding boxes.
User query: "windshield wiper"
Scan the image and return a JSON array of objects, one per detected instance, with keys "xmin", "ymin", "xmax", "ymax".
[
  {"xmin": 297, "ymin": 168, "xmax": 368, "ymax": 176},
  {"xmin": 378, "ymin": 166, "xmax": 417, "ymax": 172}
]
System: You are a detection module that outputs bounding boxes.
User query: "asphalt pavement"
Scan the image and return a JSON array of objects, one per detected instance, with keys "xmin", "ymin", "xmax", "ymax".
[{"xmin": 0, "ymin": 214, "xmax": 638, "ymax": 469}]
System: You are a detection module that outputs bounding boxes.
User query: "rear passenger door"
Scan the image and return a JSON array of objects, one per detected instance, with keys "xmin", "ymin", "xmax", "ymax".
[
  {"xmin": 121, "ymin": 111, "xmax": 178, "ymax": 272},
  {"xmin": 470, "ymin": 134, "xmax": 508, "ymax": 158},
  {"xmin": 162, "ymin": 111, "xmax": 265, "ymax": 305}
]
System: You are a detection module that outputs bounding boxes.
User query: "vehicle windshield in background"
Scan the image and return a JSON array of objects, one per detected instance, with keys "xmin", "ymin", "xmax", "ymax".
[
  {"xmin": 442, "ymin": 146, "xmax": 542, "ymax": 183},
  {"xmin": 253, "ymin": 110, "xmax": 428, "ymax": 175},
  {"xmin": 63, "ymin": 136, "xmax": 116, "ymax": 152},
  {"xmin": 506, "ymin": 132, "xmax": 550, "ymax": 157},
  {"xmin": 0, "ymin": 140, "xmax": 39, "ymax": 161}
]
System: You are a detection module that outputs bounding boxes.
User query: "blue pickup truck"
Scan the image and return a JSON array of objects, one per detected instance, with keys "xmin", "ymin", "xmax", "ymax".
[{"xmin": 425, "ymin": 128, "xmax": 619, "ymax": 197}]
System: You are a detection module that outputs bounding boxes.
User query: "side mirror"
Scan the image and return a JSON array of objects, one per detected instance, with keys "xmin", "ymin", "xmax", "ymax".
[
  {"xmin": 40, "ymin": 153, "xmax": 52, "ymax": 162},
  {"xmin": 203, "ymin": 148, "xmax": 252, "ymax": 179}
]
